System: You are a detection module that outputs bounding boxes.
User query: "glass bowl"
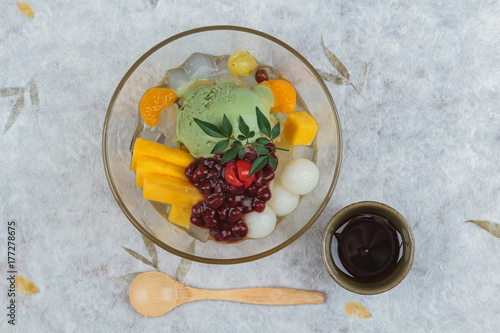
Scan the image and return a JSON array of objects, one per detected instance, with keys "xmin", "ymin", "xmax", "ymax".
[{"xmin": 102, "ymin": 26, "xmax": 342, "ymax": 264}]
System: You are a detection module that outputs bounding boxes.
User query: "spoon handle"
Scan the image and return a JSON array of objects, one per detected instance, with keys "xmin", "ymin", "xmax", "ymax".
[{"xmin": 194, "ymin": 288, "xmax": 324, "ymax": 305}]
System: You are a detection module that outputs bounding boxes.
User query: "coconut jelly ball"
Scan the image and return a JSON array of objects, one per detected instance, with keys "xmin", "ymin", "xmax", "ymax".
[
  {"xmin": 245, "ymin": 205, "xmax": 277, "ymax": 239},
  {"xmin": 280, "ymin": 158, "xmax": 319, "ymax": 195},
  {"xmin": 267, "ymin": 181, "xmax": 299, "ymax": 217}
]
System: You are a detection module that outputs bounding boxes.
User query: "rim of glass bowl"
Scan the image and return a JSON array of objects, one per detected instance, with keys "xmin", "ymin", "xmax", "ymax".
[{"xmin": 102, "ymin": 25, "xmax": 343, "ymax": 264}]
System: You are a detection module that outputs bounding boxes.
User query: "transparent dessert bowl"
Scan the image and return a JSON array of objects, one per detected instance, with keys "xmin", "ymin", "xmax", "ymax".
[{"xmin": 102, "ymin": 26, "xmax": 342, "ymax": 264}]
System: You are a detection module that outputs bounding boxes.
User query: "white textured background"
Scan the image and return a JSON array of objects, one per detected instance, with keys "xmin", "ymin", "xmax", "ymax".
[{"xmin": 1, "ymin": 0, "xmax": 500, "ymax": 332}]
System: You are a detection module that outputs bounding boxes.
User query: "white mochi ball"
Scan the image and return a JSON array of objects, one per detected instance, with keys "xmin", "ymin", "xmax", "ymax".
[
  {"xmin": 244, "ymin": 205, "xmax": 277, "ymax": 239},
  {"xmin": 266, "ymin": 181, "xmax": 299, "ymax": 217},
  {"xmin": 280, "ymin": 158, "xmax": 319, "ymax": 195}
]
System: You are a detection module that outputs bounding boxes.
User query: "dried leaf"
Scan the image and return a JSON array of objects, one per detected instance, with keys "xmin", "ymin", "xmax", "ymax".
[
  {"xmin": 345, "ymin": 301, "xmax": 372, "ymax": 318},
  {"xmin": 1, "ymin": 87, "xmax": 21, "ymax": 97},
  {"xmin": 121, "ymin": 246, "xmax": 155, "ymax": 268},
  {"xmin": 321, "ymin": 36, "xmax": 350, "ymax": 80},
  {"xmin": 316, "ymin": 69, "xmax": 346, "ymax": 85},
  {"xmin": 175, "ymin": 240, "xmax": 195, "ymax": 283},
  {"xmin": 358, "ymin": 62, "xmax": 372, "ymax": 94},
  {"xmin": 29, "ymin": 79, "xmax": 40, "ymax": 113},
  {"xmin": 117, "ymin": 272, "xmax": 143, "ymax": 283},
  {"xmin": 149, "ymin": 0, "xmax": 160, "ymax": 8},
  {"xmin": 17, "ymin": 2, "xmax": 35, "ymax": 18},
  {"xmin": 15, "ymin": 275, "xmax": 39, "ymax": 295},
  {"xmin": 4, "ymin": 92, "xmax": 25, "ymax": 134},
  {"xmin": 141, "ymin": 234, "xmax": 158, "ymax": 268},
  {"xmin": 467, "ymin": 220, "xmax": 500, "ymax": 238}
]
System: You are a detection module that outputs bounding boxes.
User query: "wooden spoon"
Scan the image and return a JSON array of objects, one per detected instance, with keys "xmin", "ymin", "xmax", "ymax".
[{"xmin": 129, "ymin": 271, "xmax": 324, "ymax": 317}]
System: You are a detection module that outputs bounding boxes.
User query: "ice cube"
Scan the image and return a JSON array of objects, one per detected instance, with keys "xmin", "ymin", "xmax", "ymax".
[
  {"xmin": 183, "ymin": 53, "xmax": 218, "ymax": 79},
  {"xmin": 167, "ymin": 68, "xmax": 192, "ymax": 91},
  {"xmin": 188, "ymin": 224, "xmax": 209, "ymax": 243},
  {"xmin": 215, "ymin": 56, "xmax": 230, "ymax": 73},
  {"xmin": 240, "ymin": 69, "xmax": 258, "ymax": 87},
  {"xmin": 292, "ymin": 145, "xmax": 316, "ymax": 161},
  {"xmin": 156, "ymin": 104, "xmax": 178, "ymax": 140}
]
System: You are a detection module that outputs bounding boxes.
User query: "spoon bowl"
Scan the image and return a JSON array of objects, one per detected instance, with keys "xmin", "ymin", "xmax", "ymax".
[{"xmin": 129, "ymin": 271, "xmax": 324, "ymax": 317}]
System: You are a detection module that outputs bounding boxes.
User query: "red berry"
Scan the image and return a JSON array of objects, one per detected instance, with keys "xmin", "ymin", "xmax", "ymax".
[
  {"xmin": 199, "ymin": 179, "xmax": 213, "ymax": 195},
  {"xmin": 191, "ymin": 202, "xmax": 204, "ymax": 217},
  {"xmin": 254, "ymin": 199, "xmax": 266, "ymax": 213},
  {"xmin": 207, "ymin": 194, "xmax": 224, "ymax": 209},
  {"xmin": 228, "ymin": 207, "xmax": 243, "ymax": 223}
]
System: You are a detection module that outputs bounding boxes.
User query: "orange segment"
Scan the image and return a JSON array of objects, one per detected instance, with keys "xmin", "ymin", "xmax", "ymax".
[
  {"xmin": 139, "ymin": 88, "xmax": 177, "ymax": 127},
  {"xmin": 259, "ymin": 79, "xmax": 296, "ymax": 114}
]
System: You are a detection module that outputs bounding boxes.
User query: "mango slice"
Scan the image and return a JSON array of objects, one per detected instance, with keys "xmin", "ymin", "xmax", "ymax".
[
  {"xmin": 131, "ymin": 138, "xmax": 195, "ymax": 171},
  {"xmin": 142, "ymin": 173, "xmax": 203, "ymax": 207},
  {"xmin": 136, "ymin": 156, "xmax": 187, "ymax": 188},
  {"xmin": 283, "ymin": 111, "xmax": 318, "ymax": 146},
  {"xmin": 168, "ymin": 206, "xmax": 192, "ymax": 229}
]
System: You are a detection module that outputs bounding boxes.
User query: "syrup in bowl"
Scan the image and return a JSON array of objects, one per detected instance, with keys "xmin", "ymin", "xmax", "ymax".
[{"xmin": 331, "ymin": 213, "xmax": 403, "ymax": 284}]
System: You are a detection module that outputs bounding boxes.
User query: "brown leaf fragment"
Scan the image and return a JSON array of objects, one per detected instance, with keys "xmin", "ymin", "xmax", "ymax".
[
  {"xmin": 467, "ymin": 220, "xmax": 500, "ymax": 238},
  {"xmin": 121, "ymin": 246, "xmax": 156, "ymax": 268},
  {"xmin": 316, "ymin": 69, "xmax": 346, "ymax": 85},
  {"xmin": 175, "ymin": 240, "xmax": 195, "ymax": 283},
  {"xmin": 142, "ymin": 234, "xmax": 158, "ymax": 268},
  {"xmin": 321, "ymin": 36, "xmax": 350, "ymax": 80},
  {"xmin": 117, "ymin": 272, "xmax": 144, "ymax": 283},
  {"xmin": 1, "ymin": 87, "xmax": 21, "ymax": 97},
  {"xmin": 358, "ymin": 62, "xmax": 372, "ymax": 94},
  {"xmin": 345, "ymin": 301, "xmax": 372, "ymax": 318},
  {"xmin": 29, "ymin": 79, "xmax": 40, "ymax": 113},
  {"xmin": 15, "ymin": 275, "xmax": 40, "ymax": 295},
  {"xmin": 4, "ymin": 91, "xmax": 25, "ymax": 134},
  {"xmin": 17, "ymin": 2, "xmax": 35, "ymax": 18}
]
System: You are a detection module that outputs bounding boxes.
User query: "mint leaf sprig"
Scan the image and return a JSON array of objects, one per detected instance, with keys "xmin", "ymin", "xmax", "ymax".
[{"xmin": 193, "ymin": 107, "xmax": 288, "ymax": 176}]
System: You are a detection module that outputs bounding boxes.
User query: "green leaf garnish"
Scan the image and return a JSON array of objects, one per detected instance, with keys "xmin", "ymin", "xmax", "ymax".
[
  {"xmin": 271, "ymin": 122, "xmax": 280, "ymax": 140},
  {"xmin": 221, "ymin": 148, "xmax": 240, "ymax": 165},
  {"xmin": 268, "ymin": 155, "xmax": 277, "ymax": 170},
  {"xmin": 194, "ymin": 118, "xmax": 227, "ymax": 138},
  {"xmin": 253, "ymin": 144, "xmax": 270, "ymax": 155},
  {"xmin": 239, "ymin": 115, "xmax": 250, "ymax": 136},
  {"xmin": 211, "ymin": 139, "xmax": 230, "ymax": 154},
  {"xmin": 222, "ymin": 114, "xmax": 233, "ymax": 137},
  {"xmin": 256, "ymin": 107, "xmax": 271, "ymax": 137},
  {"xmin": 255, "ymin": 137, "xmax": 271, "ymax": 145},
  {"xmin": 249, "ymin": 156, "xmax": 269, "ymax": 176},
  {"xmin": 193, "ymin": 109, "xmax": 287, "ymax": 173},
  {"xmin": 238, "ymin": 149, "xmax": 245, "ymax": 159}
]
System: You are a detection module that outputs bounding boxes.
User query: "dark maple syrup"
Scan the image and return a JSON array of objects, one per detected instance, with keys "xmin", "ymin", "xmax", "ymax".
[{"xmin": 332, "ymin": 213, "xmax": 403, "ymax": 283}]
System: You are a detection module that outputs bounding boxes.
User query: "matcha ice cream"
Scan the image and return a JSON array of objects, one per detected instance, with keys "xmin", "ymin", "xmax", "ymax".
[{"xmin": 175, "ymin": 81, "xmax": 274, "ymax": 158}]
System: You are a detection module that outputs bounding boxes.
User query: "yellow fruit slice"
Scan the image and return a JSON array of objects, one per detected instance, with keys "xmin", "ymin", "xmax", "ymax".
[
  {"xmin": 168, "ymin": 206, "xmax": 192, "ymax": 228},
  {"xmin": 143, "ymin": 173, "xmax": 203, "ymax": 207},
  {"xmin": 259, "ymin": 79, "xmax": 296, "ymax": 114},
  {"xmin": 136, "ymin": 156, "xmax": 187, "ymax": 188},
  {"xmin": 15, "ymin": 275, "xmax": 39, "ymax": 295},
  {"xmin": 283, "ymin": 111, "xmax": 318, "ymax": 146},
  {"xmin": 131, "ymin": 138, "xmax": 195, "ymax": 171},
  {"xmin": 139, "ymin": 88, "xmax": 177, "ymax": 127}
]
